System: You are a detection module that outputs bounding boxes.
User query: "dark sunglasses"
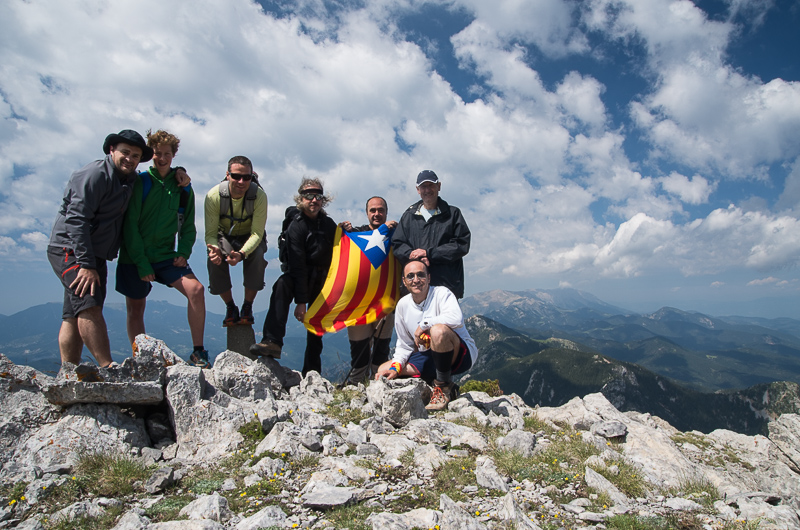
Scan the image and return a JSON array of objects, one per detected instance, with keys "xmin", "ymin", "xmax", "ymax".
[
  {"xmin": 404, "ymin": 272, "xmax": 427, "ymax": 281},
  {"xmin": 301, "ymin": 192, "xmax": 323, "ymax": 201},
  {"xmin": 229, "ymin": 172, "xmax": 253, "ymax": 182}
]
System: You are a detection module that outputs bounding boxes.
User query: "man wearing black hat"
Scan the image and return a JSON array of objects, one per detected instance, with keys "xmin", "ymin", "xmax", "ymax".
[
  {"xmin": 392, "ymin": 170, "xmax": 471, "ymax": 298},
  {"xmin": 47, "ymin": 130, "xmax": 155, "ymax": 367}
]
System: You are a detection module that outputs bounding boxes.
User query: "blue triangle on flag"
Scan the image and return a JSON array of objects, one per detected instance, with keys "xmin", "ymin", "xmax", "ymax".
[{"xmin": 347, "ymin": 225, "xmax": 395, "ymax": 268}]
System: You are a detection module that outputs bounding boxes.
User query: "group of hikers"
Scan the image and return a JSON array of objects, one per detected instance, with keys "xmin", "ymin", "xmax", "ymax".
[{"xmin": 48, "ymin": 128, "xmax": 477, "ymax": 410}]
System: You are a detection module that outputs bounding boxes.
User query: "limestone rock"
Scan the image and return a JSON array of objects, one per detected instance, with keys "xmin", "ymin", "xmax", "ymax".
[
  {"xmin": 234, "ymin": 505, "xmax": 287, "ymax": 530},
  {"xmin": 145, "ymin": 467, "xmax": 174, "ymax": 494},
  {"xmin": 7, "ymin": 403, "xmax": 150, "ymax": 472},
  {"xmin": 475, "ymin": 455, "xmax": 508, "ymax": 492},
  {"xmin": 178, "ymin": 492, "xmax": 233, "ymax": 522},
  {"xmin": 0, "ymin": 354, "xmax": 60, "ymax": 477},
  {"xmin": 366, "ymin": 377, "xmax": 429, "ymax": 427},
  {"xmin": 769, "ymin": 413, "xmax": 800, "ymax": 472},
  {"xmin": 497, "ymin": 492, "xmax": 542, "ymax": 529},
  {"xmin": 439, "ymin": 493, "xmax": 487, "ymax": 530},
  {"xmin": 497, "ymin": 428, "xmax": 537, "ymax": 457},
  {"xmin": 208, "ymin": 350, "xmax": 285, "ymax": 402},
  {"xmin": 584, "ymin": 466, "xmax": 629, "ymax": 506}
]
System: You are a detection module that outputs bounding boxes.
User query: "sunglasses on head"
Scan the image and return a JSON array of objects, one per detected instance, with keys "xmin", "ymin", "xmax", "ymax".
[
  {"xmin": 301, "ymin": 192, "xmax": 323, "ymax": 201},
  {"xmin": 404, "ymin": 271, "xmax": 427, "ymax": 281},
  {"xmin": 229, "ymin": 172, "xmax": 253, "ymax": 182}
]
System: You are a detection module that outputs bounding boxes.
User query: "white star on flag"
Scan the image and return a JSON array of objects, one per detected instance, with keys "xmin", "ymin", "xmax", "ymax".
[{"xmin": 358, "ymin": 229, "xmax": 388, "ymax": 253}]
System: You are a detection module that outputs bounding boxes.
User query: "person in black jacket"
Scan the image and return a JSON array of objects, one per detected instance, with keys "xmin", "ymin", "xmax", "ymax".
[
  {"xmin": 250, "ymin": 177, "xmax": 336, "ymax": 376},
  {"xmin": 392, "ymin": 170, "xmax": 471, "ymax": 298}
]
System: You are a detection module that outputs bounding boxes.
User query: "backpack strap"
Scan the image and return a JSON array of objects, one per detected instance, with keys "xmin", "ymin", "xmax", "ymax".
[
  {"xmin": 139, "ymin": 171, "xmax": 153, "ymax": 203},
  {"xmin": 243, "ymin": 182, "xmax": 258, "ymax": 217},
  {"xmin": 218, "ymin": 181, "xmax": 232, "ymax": 217},
  {"xmin": 176, "ymin": 183, "xmax": 192, "ymax": 237}
]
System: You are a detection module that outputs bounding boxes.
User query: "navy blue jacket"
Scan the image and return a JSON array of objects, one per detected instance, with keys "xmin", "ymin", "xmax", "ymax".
[{"xmin": 392, "ymin": 198, "xmax": 471, "ymax": 298}]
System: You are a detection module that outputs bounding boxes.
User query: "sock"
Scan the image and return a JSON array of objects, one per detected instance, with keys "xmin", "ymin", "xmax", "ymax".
[
  {"xmin": 226, "ymin": 300, "xmax": 237, "ymax": 308},
  {"xmin": 241, "ymin": 300, "xmax": 252, "ymax": 309},
  {"xmin": 193, "ymin": 345, "xmax": 205, "ymax": 352},
  {"xmin": 431, "ymin": 349, "xmax": 453, "ymax": 384}
]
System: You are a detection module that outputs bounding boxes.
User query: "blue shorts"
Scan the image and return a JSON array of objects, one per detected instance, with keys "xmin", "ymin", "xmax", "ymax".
[
  {"xmin": 115, "ymin": 259, "xmax": 194, "ymax": 300},
  {"xmin": 407, "ymin": 338, "xmax": 472, "ymax": 383}
]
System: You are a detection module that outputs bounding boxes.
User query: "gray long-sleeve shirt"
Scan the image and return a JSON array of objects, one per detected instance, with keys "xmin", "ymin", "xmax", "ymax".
[{"xmin": 48, "ymin": 155, "xmax": 136, "ymax": 267}]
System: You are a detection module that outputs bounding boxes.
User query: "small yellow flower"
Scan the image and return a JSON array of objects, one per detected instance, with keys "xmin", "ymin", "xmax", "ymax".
[
  {"xmin": 240, "ymin": 492, "xmax": 246, "ymax": 497},
  {"xmin": 475, "ymin": 511, "xmax": 480, "ymax": 516},
  {"xmin": 9, "ymin": 500, "xmax": 16, "ymax": 505}
]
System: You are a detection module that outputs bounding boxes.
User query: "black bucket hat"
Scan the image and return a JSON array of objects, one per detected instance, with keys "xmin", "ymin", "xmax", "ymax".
[{"xmin": 102, "ymin": 130, "xmax": 153, "ymax": 162}]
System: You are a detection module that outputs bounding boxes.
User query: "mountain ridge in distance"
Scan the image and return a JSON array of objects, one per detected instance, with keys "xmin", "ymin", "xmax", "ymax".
[{"xmin": 464, "ymin": 314, "xmax": 800, "ymax": 435}]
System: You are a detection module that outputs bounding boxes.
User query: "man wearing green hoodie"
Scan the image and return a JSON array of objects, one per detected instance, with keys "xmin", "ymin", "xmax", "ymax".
[{"xmin": 116, "ymin": 129, "xmax": 208, "ymax": 367}]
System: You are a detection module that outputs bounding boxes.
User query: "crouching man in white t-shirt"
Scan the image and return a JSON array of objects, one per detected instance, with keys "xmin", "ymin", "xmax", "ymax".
[{"xmin": 374, "ymin": 259, "xmax": 478, "ymax": 411}]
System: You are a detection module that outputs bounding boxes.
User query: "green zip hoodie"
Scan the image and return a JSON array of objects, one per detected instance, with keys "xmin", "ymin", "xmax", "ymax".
[{"xmin": 119, "ymin": 167, "xmax": 196, "ymax": 279}]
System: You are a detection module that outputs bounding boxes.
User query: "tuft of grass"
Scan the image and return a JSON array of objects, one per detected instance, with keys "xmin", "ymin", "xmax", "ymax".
[
  {"xmin": 47, "ymin": 505, "xmax": 123, "ymax": 530},
  {"xmin": 227, "ymin": 478, "xmax": 284, "ymax": 512},
  {"xmin": 493, "ymin": 429, "xmax": 599, "ymax": 488},
  {"xmin": 320, "ymin": 502, "xmax": 375, "ymax": 530},
  {"xmin": 144, "ymin": 494, "xmax": 194, "ymax": 522},
  {"xmin": 239, "ymin": 418, "xmax": 267, "ymax": 444},
  {"xmin": 74, "ymin": 452, "xmax": 151, "ymax": 498},
  {"xmin": 431, "ymin": 457, "xmax": 476, "ymax": 502},
  {"xmin": 290, "ymin": 453, "xmax": 320, "ymax": 472},
  {"xmin": 523, "ymin": 414, "xmax": 555, "ymax": 435},
  {"xmin": 183, "ymin": 474, "xmax": 227, "ymax": 496},
  {"xmin": 325, "ymin": 386, "xmax": 370, "ymax": 425},
  {"xmin": 666, "ymin": 475, "xmax": 720, "ymax": 509},
  {"xmin": 590, "ymin": 460, "xmax": 648, "ymax": 499},
  {"xmin": 0, "ymin": 481, "xmax": 28, "ymax": 507},
  {"xmin": 398, "ymin": 448, "xmax": 415, "ymax": 469}
]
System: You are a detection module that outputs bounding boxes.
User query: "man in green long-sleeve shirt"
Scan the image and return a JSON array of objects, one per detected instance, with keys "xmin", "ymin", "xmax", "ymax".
[
  {"xmin": 204, "ymin": 155, "xmax": 268, "ymax": 327},
  {"xmin": 116, "ymin": 129, "xmax": 208, "ymax": 367}
]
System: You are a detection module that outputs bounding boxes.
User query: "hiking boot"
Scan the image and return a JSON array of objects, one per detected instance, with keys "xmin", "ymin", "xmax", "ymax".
[
  {"xmin": 223, "ymin": 304, "xmax": 240, "ymax": 327},
  {"xmin": 239, "ymin": 302, "xmax": 254, "ymax": 325},
  {"xmin": 250, "ymin": 340, "xmax": 282, "ymax": 359},
  {"xmin": 189, "ymin": 349, "xmax": 211, "ymax": 369},
  {"xmin": 425, "ymin": 380, "xmax": 455, "ymax": 411}
]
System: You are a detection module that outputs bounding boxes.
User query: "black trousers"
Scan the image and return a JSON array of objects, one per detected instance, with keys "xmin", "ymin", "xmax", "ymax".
[{"xmin": 262, "ymin": 273, "xmax": 324, "ymax": 376}]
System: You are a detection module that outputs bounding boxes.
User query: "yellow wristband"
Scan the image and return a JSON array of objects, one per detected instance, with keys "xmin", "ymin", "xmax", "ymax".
[{"xmin": 389, "ymin": 362, "xmax": 402, "ymax": 373}]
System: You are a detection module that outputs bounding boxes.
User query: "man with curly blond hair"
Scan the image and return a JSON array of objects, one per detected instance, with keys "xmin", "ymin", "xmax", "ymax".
[{"xmin": 116, "ymin": 129, "xmax": 208, "ymax": 367}]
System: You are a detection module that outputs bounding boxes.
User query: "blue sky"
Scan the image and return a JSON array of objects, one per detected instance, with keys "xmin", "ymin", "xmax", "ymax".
[{"xmin": 1, "ymin": 0, "xmax": 799, "ymax": 318}]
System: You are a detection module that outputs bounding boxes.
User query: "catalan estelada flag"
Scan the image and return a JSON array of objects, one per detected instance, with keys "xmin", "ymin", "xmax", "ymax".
[{"xmin": 304, "ymin": 224, "xmax": 400, "ymax": 336}]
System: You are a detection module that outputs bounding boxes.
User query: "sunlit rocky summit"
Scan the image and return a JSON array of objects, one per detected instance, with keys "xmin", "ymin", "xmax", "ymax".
[{"xmin": 1, "ymin": 336, "xmax": 799, "ymax": 529}]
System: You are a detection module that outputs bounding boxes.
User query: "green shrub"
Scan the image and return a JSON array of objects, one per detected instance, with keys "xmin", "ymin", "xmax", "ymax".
[{"xmin": 460, "ymin": 379, "xmax": 504, "ymax": 397}]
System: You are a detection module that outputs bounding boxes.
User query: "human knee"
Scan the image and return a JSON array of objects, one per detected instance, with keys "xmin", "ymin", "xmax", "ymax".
[
  {"xmin": 428, "ymin": 324, "xmax": 455, "ymax": 349},
  {"xmin": 126, "ymin": 298, "xmax": 146, "ymax": 318},
  {"xmin": 77, "ymin": 305, "xmax": 104, "ymax": 321}
]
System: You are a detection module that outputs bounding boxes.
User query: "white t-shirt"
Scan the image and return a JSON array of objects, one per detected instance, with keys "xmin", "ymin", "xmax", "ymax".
[{"xmin": 392, "ymin": 285, "xmax": 478, "ymax": 367}]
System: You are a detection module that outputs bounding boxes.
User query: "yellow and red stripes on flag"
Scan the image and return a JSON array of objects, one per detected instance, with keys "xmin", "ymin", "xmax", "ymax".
[{"xmin": 304, "ymin": 226, "xmax": 399, "ymax": 336}]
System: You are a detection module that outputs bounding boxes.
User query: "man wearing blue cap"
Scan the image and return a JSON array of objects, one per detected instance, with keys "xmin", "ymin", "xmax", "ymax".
[{"xmin": 392, "ymin": 170, "xmax": 471, "ymax": 299}]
